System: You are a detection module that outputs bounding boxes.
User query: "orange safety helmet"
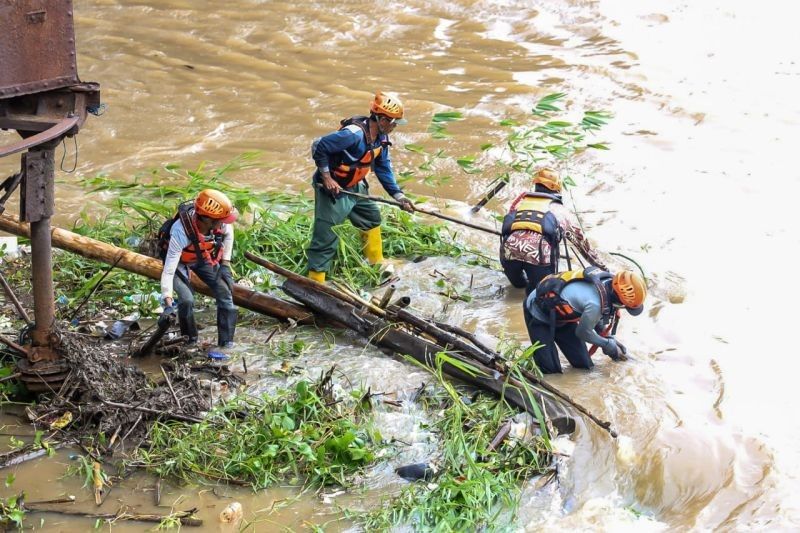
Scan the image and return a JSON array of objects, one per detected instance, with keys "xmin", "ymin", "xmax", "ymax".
[
  {"xmin": 370, "ymin": 91, "xmax": 407, "ymax": 123},
  {"xmin": 612, "ymin": 270, "xmax": 647, "ymax": 310},
  {"xmin": 533, "ymin": 168, "xmax": 562, "ymax": 193},
  {"xmin": 195, "ymin": 189, "xmax": 237, "ymax": 223}
]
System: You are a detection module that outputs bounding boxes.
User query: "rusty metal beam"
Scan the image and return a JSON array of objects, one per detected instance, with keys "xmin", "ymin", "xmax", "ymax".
[
  {"xmin": 0, "ymin": 115, "xmax": 79, "ymax": 158},
  {"xmin": 0, "ymin": 0, "xmax": 80, "ymax": 99}
]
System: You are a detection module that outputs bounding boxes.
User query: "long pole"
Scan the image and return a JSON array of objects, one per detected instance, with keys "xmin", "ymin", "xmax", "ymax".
[{"xmin": 337, "ymin": 189, "xmax": 502, "ymax": 236}]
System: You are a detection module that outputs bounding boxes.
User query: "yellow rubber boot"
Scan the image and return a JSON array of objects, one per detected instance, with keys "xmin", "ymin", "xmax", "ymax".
[
  {"xmin": 308, "ymin": 270, "xmax": 326, "ymax": 283},
  {"xmin": 362, "ymin": 227, "xmax": 384, "ymax": 265}
]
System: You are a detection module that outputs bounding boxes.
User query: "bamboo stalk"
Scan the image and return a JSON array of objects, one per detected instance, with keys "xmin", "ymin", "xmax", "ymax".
[
  {"xmin": 471, "ymin": 178, "xmax": 507, "ymax": 213},
  {"xmin": 160, "ymin": 365, "xmax": 182, "ymax": 410},
  {"xmin": 243, "ymin": 251, "xmax": 362, "ymax": 309}
]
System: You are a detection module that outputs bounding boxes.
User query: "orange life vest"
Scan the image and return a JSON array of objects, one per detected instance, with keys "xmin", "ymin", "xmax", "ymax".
[
  {"xmin": 331, "ymin": 116, "xmax": 387, "ymax": 188},
  {"xmin": 176, "ymin": 207, "xmax": 224, "ymax": 267}
]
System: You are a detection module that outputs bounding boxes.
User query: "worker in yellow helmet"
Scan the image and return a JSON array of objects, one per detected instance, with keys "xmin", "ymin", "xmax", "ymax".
[{"xmin": 306, "ymin": 91, "xmax": 414, "ymax": 283}]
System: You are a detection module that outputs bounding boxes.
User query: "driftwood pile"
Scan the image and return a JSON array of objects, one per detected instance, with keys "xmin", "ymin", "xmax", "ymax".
[{"xmin": 245, "ymin": 252, "xmax": 616, "ymax": 438}]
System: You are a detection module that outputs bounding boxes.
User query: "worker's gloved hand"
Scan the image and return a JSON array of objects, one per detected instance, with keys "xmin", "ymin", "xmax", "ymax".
[
  {"xmin": 320, "ymin": 175, "xmax": 341, "ymax": 201},
  {"xmin": 616, "ymin": 340, "xmax": 628, "ymax": 361},
  {"xmin": 159, "ymin": 304, "xmax": 177, "ymax": 324},
  {"xmin": 602, "ymin": 337, "xmax": 624, "ymax": 361},
  {"xmin": 393, "ymin": 193, "xmax": 415, "ymax": 213}
]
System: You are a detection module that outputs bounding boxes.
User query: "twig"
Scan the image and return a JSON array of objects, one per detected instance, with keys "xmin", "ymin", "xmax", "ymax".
[
  {"xmin": 98, "ymin": 398, "xmax": 203, "ymax": 423},
  {"xmin": 22, "ymin": 505, "xmax": 203, "ymax": 526},
  {"xmin": 68, "ymin": 254, "xmax": 123, "ymax": 322},
  {"xmin": 160, "ymin": 365, "xmax": 182, "ymax": 410},
  {"xmin": 0, "ymin": 269, "xmax": 32, "ymax": 325},
  {"xmin": 119, "ymin": 414, "xmax": 143, "ymax": 445},
  {"xmin": 0, "ymin": 372, "xmax": 21, "ymax": 383},
  {"xmin": 0, "ymin": 334, "xmax": 28, "ymax": 356}
]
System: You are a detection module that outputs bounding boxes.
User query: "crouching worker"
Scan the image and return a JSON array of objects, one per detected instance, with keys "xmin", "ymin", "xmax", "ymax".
[
  {"xmin": 501, "ymin": 167, "xmax": 606, "ymax": 294},
  {"xmin": 159, "ymin": 189, "xmax": 239, "ymax": 348},
  {"xmin": 524, "ymin": 267, "xmax": 646, "ymax": 374}
]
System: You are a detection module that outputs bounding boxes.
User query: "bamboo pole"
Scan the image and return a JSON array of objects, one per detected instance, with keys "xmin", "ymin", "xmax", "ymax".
[
  {"xmin": 337, "ymin": 190, "xmax": 502, "ymax": 236},
  {"xmin": 0, "ymin": 214, "xmax": 310, "ymax": 323}
]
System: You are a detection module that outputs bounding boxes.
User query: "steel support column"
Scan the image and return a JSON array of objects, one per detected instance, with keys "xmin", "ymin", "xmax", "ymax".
[{"xmin": 22, "ymin": 146, "xmax": 58, "ymax": 362}]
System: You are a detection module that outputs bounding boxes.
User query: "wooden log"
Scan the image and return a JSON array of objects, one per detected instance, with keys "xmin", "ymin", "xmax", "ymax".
[{"xmin": 0, "ymin": 214, "xmax": 310, "ymax": 322}]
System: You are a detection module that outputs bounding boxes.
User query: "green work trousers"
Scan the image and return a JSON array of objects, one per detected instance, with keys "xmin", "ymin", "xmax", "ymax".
[{"xmin": 306, "ymin": 180, "xmax": 382, "ymax": 273}]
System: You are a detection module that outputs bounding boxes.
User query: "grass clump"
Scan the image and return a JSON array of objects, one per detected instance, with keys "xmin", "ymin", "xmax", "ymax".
[
  {"xmin": 358, "ymin": 354, "xmax": 553, "ymax": 532},
  {"xmin": 135, "ymin": 378, "xmax": 381, "ymax": 490},
  {"xmin": 51, "ymin": 154, "xmax": 491, "ymax": 316}
]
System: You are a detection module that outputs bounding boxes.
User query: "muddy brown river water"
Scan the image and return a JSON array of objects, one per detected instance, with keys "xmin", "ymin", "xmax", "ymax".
[{"xmin": 2, "ymin": 0, "xmax": 799, "ymax": 530}]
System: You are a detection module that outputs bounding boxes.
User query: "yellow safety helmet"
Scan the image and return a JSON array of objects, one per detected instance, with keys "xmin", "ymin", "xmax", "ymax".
[
  {"xmin": 532, "ymin": 168, "xmax": 562, "ymax": 193},
  {"xmin": 370, "ymin": 91, "xmax": 407, "ymax": 124},
  {"xmin": 195, "ymin": 189, "xmax": 237, "ymax": 223},
  {"xmin": 612, "ymin": 270, "xmax": 647, "ymax": 310}
]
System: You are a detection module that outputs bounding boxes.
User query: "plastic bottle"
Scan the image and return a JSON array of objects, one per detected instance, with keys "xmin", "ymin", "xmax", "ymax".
[{"xmin": 219, "ymin": 501, "xmax": 243, "ymax": 524}]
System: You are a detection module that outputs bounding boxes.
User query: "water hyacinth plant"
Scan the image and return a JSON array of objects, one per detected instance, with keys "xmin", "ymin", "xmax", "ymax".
[{"xmin": 137, "ymin": 379, "xmax": 382, "ymax": 490}]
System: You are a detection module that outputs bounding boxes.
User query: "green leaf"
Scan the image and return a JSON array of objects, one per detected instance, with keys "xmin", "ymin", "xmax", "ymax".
[
  {"xmin": 404, "ymin": 143, "xmax": 427, "ymax": 154},
  {"xmin": 587, "ymin": 143, "xmax": 610, "ymax": 150},
  {"xmin": 5, "ymin": 473, "xmax": 15, "ymax": 487},
  {"xmin": 431, "ymin": 111, "xmax": 464, "ymax": 123}
]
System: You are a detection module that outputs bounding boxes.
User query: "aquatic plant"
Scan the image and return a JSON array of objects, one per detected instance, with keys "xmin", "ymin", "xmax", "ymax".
[
  {"xmin": 136, "ymin": 379, "xmax": 381, "ymax": 490},
  {"xmin": 357, "ymin": 353, "xmax": 552, "ymax": 532}
]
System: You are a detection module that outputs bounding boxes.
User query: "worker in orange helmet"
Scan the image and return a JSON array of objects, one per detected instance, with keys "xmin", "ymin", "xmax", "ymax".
[
  {"xmin": 159, "ymin": 189, "xmax": 238, "ymax": 348},
  {"xmin": 524, "ymin": 267, "xmax": 646, "ymax": 373},
  {"xmin": 306, "ymin": 91, "xmax": 414, "ymax": 283}
]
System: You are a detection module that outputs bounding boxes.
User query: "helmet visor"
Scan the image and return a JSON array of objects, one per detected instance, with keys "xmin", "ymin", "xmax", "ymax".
[
  {"xmin": 219, "ymin": 208, "xmax": 238, "ymax": 224},
  {"xmin": 626, "ymin": 304, "xmax": 644, "ymax": 316}
]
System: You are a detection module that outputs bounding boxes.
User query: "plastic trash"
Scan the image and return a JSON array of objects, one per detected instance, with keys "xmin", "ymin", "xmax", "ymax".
[
  {"xmin": 105, "ymin": 321, "xmax": 129, "ymax": 340},
  {"xmin": 219, "ymin": 501, "xmax": 243, "ymax": 524},
  {"xmin": 395, "ymin": 463, "xmax": 434, "ymax": 482},
  {"xmin": 56, "ymin": 295, "xmax": 69, "ymax": 306},
  {"xmin": 0, "ymin": 236, "xmax": 19, "ymax": 258},
  {"xmin": 207, "ymin": 351, "xmax": 230, "ymax": 361}
]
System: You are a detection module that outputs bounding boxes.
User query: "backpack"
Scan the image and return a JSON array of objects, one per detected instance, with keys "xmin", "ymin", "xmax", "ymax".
[
  {"xmin": 501, "ymin": 192, "xmax": 565, "ymax": 266},
  {"xmin": 156, "ymin": 201, "xmax": 194, "ymax": 261},
  {"xmin": 534, "ymin": 266, "xmax": 613, "ymax": 325}
]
